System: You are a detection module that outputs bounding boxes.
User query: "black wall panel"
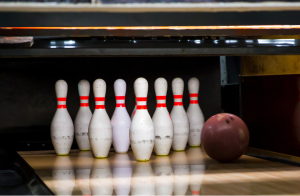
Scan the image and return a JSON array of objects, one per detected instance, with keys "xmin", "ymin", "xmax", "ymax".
[{"xmin": 242, "ymin": 75, "xmax": 300, "ymax": 157}]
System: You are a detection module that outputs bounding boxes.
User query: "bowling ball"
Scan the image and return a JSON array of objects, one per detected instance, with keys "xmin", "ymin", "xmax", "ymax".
[{"xmin": 201, "ymin": 113, "xmax": 249, "ymax": 163}]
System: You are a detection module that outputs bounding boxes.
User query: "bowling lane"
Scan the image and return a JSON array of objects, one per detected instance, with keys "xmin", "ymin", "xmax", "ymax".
[{"xmin": 19, "ymin": 148, "xmax": 300, "ymax": 195}]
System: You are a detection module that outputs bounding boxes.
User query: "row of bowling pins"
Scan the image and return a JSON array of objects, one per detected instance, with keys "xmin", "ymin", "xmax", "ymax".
[
  {"xmin": 51, "ymin": 77, "xmax": 205, "ymax": 161},
  {"xmin": 51, "ymin": 149, "xmax": 205, "ymax": 196}
]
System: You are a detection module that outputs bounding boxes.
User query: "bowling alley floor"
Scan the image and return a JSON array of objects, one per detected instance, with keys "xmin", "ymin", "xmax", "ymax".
[{"xmin": 19, "ymin": 147, "xmax": 300, "ymax": 195}]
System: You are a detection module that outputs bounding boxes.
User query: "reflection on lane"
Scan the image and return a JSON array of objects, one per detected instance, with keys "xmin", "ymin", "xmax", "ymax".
[
  {"xmin": 22, "ymin": 146, "xmax": 300, "ymax": 195},
  {"xmin": 153, "ymin": 156, "xmax": 174, "ymax": 195},
  {"xmin": 90, "ymin": 159, "xmax": 113, "ymax": 195},
  {"xmin": 187, "ymin": 147, "xmax": 205, "ymax": 195},
  {"xmin": 51, "ymin": 149, "xmax": 207, "ymax": 196},
  {"xmin": 131, "ymin": 162, "xmax": 155, "ymax": 195},
  {"xmin": 113, "ymin": 154, "xmax": 132, "ymax": 196},
  {"xmin": 75, "ymin": 151, "xmax": 94, "ymax": 196},
  {"xmin": 52, "ymin": 156, "xmax": 75, "ymax": 196},
  {"xmin": 171, "ymin": 151, "xmax": 190, "ymax": 195}
]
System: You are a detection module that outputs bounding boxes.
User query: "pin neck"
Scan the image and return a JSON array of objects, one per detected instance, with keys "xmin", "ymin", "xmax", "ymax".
[
  {"xmin": 136, "ymin": 97, "xmax": 147, "ymax": 109},
  {"xmin": 80, "ymin": 103, "xmax": 89, "ymax": 107},
  {"xmin": 115, "ymin": 96, "xmax": 125, "ymax": 107},
  {"xmin": 173, "ymin": 95, "xmax": 183, "ymax": 106},
  {"xmin": 116, "ymin": 103, "xmax": 125, "ymax": 107},
  {"xmin": 95, "ymin": 105, "xmax": 105, "ymax": 109},
  {"xmin": 156, "ymin": 96, "xmax": 166, "ymax": 107},
  {"xmin": 95, "ymin": 97, "xmax": 105, "ymax": 109},
  {"xmin": 80, "ymin": 96, "xmax": 89, "ymax": 107},
  {"xmin": 189, "ymin": 93, "xmax": 198, "ymax": 104},
  {"xmin": 57, "ymin": 97, "xmax": 67, "ymax": 109}
]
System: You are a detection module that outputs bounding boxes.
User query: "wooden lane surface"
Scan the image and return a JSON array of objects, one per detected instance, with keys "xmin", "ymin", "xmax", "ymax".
[{"xmin": 19, "ymin": 147, "xmax": 300, "ymax": 195}]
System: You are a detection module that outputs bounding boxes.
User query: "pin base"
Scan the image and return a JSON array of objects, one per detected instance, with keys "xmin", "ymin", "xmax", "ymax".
[
  {"xmin": 173, "ymin": 149, "xmax": 185, "ymax": 152},
  {"xmin": 156, "ymin": 154, "xmax": 168, "ymax": 156},
  {"xmin": 136, "ymin": 159, "xmax": 149, "ymax": 162},
  {"xmin": 115, "ymin": 151, "xmax": 128, "ymax": 154},
  {"xmin": 79, "ymin": 149, "xmax": 91, "ymax": 151},
  {"xmin": 95, "ymin": 156, "xmax": 108, "ymax": 159},
  {"xmin": 57, "ymin": 153, "xmax": 69, "ymax": 156}
]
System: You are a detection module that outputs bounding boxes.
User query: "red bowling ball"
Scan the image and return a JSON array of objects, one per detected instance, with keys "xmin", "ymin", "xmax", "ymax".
[{"xmin": 201, "ymin": 113, "xmax": 250, "ymax": 162}]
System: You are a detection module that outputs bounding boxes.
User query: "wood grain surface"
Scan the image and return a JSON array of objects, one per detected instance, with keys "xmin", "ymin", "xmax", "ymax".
[{"xmin": 19, "ymin": 147, "xmax": 300, "ymax": 195}]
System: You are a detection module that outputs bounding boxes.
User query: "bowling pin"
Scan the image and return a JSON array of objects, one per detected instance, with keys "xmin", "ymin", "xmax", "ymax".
[
  {"xmin": 90, "ymin": 159, "xmax": 113, "ymax": 196},
  {"xmin": 131, "ymin": 162, "xmax": 155, "ymax": 196},
  {"xmin": 187, "ymin": 77, "xmax": 205, "ymax": 147},
  {"xmin": 74, "ymin": 80, "xmax": 92, "ymax": 151},
  {"xmin": 113, "ymin": 153, "xmax": 133, "ymax": 196},
  {"xmin": 52, "ymin": 156, "xmax": 75, "ymax": 196},
  {"xmin": 171, "ymin": 78, "xmax": 189, "ymax": 151},
  {"xmin": 111, "ymin": 79, "xmax": 131, "ymax": 153},
  {"xmin": 131, "ymin": 96, "xmax": 137, "ymax": 119},
  {"xmin": 152, "ymin": 77, "xmax": 173, "ymax": 156},
  {"xmin": 130, "ymin": 78, "xmax": 155, "ymax": 162},
  {"xmin": 51, "ymin": 80, "xmax": 74, "ymax": 156},
  {"xmin": 153, "ymin": 156, "xmax": 174, "ymax": 195},
  {"xmin": 88, "ymin": 79, "xmax": 112, "ymax": 158}
]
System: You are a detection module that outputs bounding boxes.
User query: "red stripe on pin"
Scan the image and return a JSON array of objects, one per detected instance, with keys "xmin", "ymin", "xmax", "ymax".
[
  {"xmin": 95, "ymin": 105, "xmax": 105, "ymax": 109},
  {"xmin": 189, "ymin": 93, "xmax": 198, "ymax": 97},
  {"xmin": 173, "ymin": 95, "xmax": 183, "ymax": 99},
  {"xmin": 190, "ymin": 100, "xmax": 198, "ymax": 104},
  {"xmin": 115, "ymin": 96, "xmax": 125, "ymax": 100},
  {"xmin": 80, "ymin": 103, "xmax": 89, "ymax": 107},
  {"xmin": 174, "ymin": 102, "xmax": 183, "ymax": 106},
  {"xmin": 156, "ymin": 96, "xmax": 166, "ymax": 100},
  {"xmin": 116, "ymin": 103, "xmax": 125, "ymax": 107},
  {"xmin": 136, "ymin": 97, "xmax": 147, "ymax": 101},
  {"xmin": 192, "ymin": 191, "xmax": 200, "ymax": 195},
  {"xmin": 137, "ymin": 105, "xmax": 147, "ymax": 109},
  {"xmin": 95, "ymin": 97, "xmax": 105, "ymax": 101},
  {"xmin": 57, "ymin": 97, "xmax": 66, "ymax": 101},
  {"xmin": 57, "ymin": 105, "xmax": 66, "ymax": 108},
  {"xmin": 80, "ymin": 96, "xmax": 89, "ymax": 100},
  {"xmin": 157, "ymin": 103, "xmax": 166, "ymax": 107}
]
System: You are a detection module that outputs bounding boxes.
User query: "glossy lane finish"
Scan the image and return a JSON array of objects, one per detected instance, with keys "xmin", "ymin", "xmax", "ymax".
[{"xmin": 19, "ymin": 148, "xmax": 300, "ymax": 195}]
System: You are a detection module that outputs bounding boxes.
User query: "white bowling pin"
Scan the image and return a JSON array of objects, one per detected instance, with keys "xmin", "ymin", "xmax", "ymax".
[
  {"xmin": 152, "ymin": 78, "xmax": 173, "ymax": 156},
  {"xmin": 131, "ymin": 96, "xmax": 137, "ymax": 119},
  {"xmin": 111, "ymin": 79, "xmax": 131, "ymax": 153},
  {"xmin": 51, "ymin": 80, "xmax": 74, "ymax": 156},
  {"xmin": 153, "ymin": 156, "xmax": 174, "ymax": 195},
  {"xmin": 75, "ymin": 80, "xmax": 92, "ymax": 151},
  {"xmin": 187, "ymin": 77, "xmax": 205, "ymax": 147},
  {"xmin": 88, "ymin": 79, "xmax": 112, "ymax": 158},
  {"xmin": 90, "ymin": 159, "xmax": 113, "ymax": 196},
  {"xmin": 113, "ymin": 153, "xmax": 133, "ymax": 196},
  {"xmin": 171, "ymin": 78, "xmax": 189, "ymax": 151},
  {"xmin": 52, "ymin": 156, "xmax": 75, "ymax": 196},
  {"xmin": 130, "ymin": 78, "xmax": 155, "ymax": 162},
  {"xmin": 171, "ymin": 151, "xmax": 190, "ymax": 195},
  {"xmin": 131, "ymin": 162, "xmax": 155, "ymax": 196}
]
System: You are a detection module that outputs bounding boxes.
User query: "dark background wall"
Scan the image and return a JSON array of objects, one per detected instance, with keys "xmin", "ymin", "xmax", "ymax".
[
  {"xmin": 0, "ymin": 57, "xmax": 221, "ymax": 151},
  {"xmin": 242, "ymin": 74, "xmax": 300, "ymax": 157}
]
